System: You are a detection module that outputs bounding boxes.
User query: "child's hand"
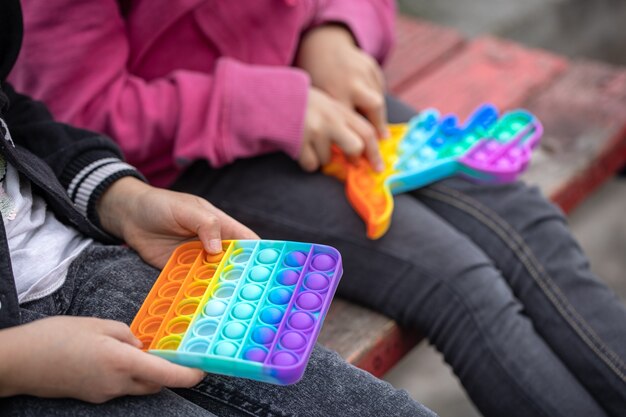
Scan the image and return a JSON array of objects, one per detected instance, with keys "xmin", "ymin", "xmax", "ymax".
[
  {"xmin": 0, "ymin": 316, "xmax": 204, "ymax": 403},
  {"xmin": 96, "ymin": 177, "xmax": 259, "ymax": 268},
  {"xmin": 300, "ymin": 87, "xmax": 383, "ymax": 172},
  {"xmin": 296, "ymin": 25, "xmax": 388, "ymax": 139}
]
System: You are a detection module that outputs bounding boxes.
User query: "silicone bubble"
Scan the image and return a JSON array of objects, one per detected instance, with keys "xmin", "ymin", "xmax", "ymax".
[
  {"xmin": 284, "ymin": 251, "xmax": 307, "ymax": 267},
  {"xmin": 213, "ymin": 285, "xmax": 235, "ymax": 299},
  {"xmin": 130, "ymin": 239, "xmax": 344, "ymax": 386},
  {"xmin": 175, "ymin": 299, "xmax": 200, "ymax": 316},
  {"xmin": 139, "ymin": 316, "xmax": 163, "ymax": 335},
  {"xmin": 288, "ymin": 312, "xmax": 315, "ymax": 331},
  {"xmin": 257, "ymin": 248, "xmax": 280, "ymax": 264},
  {"xmin": 230, "ymin": 249, "xmax": 252, "ymax": 264},
  {"xmin": 295, "ymin": 292, "xmax": 323, "ymax": 311},
  {"xmin": 244, "ymin": 346, "xmax": 268, "ymax": 362},
  {"xmin": 304, "ymin": 273, "xmax": 329, "ymax": 291},
  {"xmin": 222, "ymin": 266, "xmax": 244, "ymax": 282},
  {"xmin": 231, "ymin": 303, "xmax": 256, "ymax": 320},
  {"xmin": 204, "ymin": 300, "xmax": 227, "ymax": 317},
  {"xmin": 195, "ymin": 265, "xmax": 216, "ymax": 281},
  {"xmin": 185, "ymin": 282, "xmax": 208, "ymax": 298},
  {"xmin": 276, "ymin": 269, "xmax": 300, "ymax": 286},
  {"xmin": 156, "ymin": 335, "xmax": 181, "ymax": 351},
  {"xmin": 223, "ymin": 322, "xmax": 247, "ymax": 340},
  {"xmin": 268, "ymin": 288, "xmax": 292, "ymax": 305},
  {"xmin": 168, "ymin": 265, "xmax": 190, "ymax": 282},
  {"xmin": 271, "ymin": 351, "xmax": 298, "ymax": 366},
  {"xmin": 260, "ymin": 307, "xmax": 284, "ymax": 325},
  {"xmin": 185, "ymin": 339, "xmax": 210, "ymax": 354},
  {"xmin": 240, "ymin": 284, "xmax": 264, "ymax": 301},
  {"xmin": 205, "ymin": 252, "xmax": 225, "ymax": 264},
  {"xmin": 214, "ymin": 341, "xmax": 239, "ymax": 357},
  {"xmin": 194, "ymin": 319, "xmax": 218, "ymax": 337},
  {"xmin": 311, "ymin": 254, "xmax": 337, "ymax": 271},
  {"xmin": 166, "ymin": 317, "xmax": 191, "ymax": 335},
  {"xmin": 252, "ymin": 326, "xmax": 276, "ymax": 345},
  {"xmin": 158, "ymin": 282, "xmax": 182, "ymax": 299},
  {"xmin": 280, "ymin": 331, "xmax": 307, "ymax": 350},
  {"xmin": 148, "ymin": 298, "xmax": 173, "ymax": 316},
  {"xmin": 249, "ymin": 266, "xmax": 272, "ymax": 282},
  {"xmin": 177, "ymin": 249, "xmax": 201, "ymax": 265}
]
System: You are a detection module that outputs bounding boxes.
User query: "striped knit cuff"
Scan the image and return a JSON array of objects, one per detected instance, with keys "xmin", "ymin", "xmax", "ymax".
[{"xmin": 65, "ymin": 157, "xmax": 145, "ymax": 227}]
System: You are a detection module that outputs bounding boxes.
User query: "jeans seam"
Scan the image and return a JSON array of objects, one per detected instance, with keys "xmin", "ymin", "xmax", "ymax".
[
  {"xmin": 188, "ymin": 383, "xmax": 290, "ymax": 417},
  {"xmin": 420, "ymin": 185, "xmax": 626, "ymax": 384}
]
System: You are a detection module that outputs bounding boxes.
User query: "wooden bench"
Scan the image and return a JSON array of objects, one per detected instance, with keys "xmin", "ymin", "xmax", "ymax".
[{"xmin": 317, "ymin": 15, "xmax": 626, "ymax": 378}]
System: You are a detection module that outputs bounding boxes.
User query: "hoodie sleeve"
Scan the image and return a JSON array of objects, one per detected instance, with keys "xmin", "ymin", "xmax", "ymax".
[
  {"xmin": 1, "ymin": 82, "xmax": 144, "ymax": 226},
  {"xmin": 10, "ymin": 0, "xmax": 310, "ymax": 187},
  {"xmin": 310, "ymin": 0, "xmax": 396, "ymax": 63}
]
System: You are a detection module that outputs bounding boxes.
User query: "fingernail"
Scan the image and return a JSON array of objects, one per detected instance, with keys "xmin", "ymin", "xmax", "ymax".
[
  {"xmin": 383, "ymin": 128, "xmax": 391, "ymax": 138},
  {"xmin": 209, "ymin": 239, "xmax": 222, "ymax": 253}
]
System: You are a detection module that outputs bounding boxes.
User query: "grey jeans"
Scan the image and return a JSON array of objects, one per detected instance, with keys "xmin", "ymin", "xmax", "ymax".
[
  {"xmin": 3, "ymin": 245, "xmax": 436, "ymax": 417},
  {"xmin": 168, "ymin": 97, "xmax": 626, "ymax": 417}
]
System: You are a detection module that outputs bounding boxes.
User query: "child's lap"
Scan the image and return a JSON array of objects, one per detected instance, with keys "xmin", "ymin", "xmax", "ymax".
[{"xmin": 173, "ymin": 155, "xmax": 536, "ymax": 325}]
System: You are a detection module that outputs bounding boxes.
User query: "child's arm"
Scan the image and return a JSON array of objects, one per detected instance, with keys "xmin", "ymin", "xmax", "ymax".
[
  {"xmin": 297, "ymin": 25, "xmax": 389, "ymax": 141},
  {"xmin": 0, "ymin": 316, "xmax": 204, "ymax": 403},
  {"xmin": 295, "ymin": 1, "xmax": 396, "ymax": 171},
  {"xmin": 96, "ymin": 176, "xmax": 258, "ymax": 269},
  {"xmin": 11, "ymin": 0, "xmax": 311, "ymax": 185},
  {"xmin": 310, "ymin": 0, "xmax": 396, "ymax": 64}
]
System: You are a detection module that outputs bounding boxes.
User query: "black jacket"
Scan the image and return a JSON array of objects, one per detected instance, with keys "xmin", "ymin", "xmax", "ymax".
[{"xmin": 0, "ymin": 0, "xmax": 143, "ymax": 329}]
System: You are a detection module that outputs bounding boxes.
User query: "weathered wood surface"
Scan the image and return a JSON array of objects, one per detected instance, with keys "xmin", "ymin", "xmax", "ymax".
[{"xmin": 318, "ymin": 17, "xmax": 626, "ymax": 378}]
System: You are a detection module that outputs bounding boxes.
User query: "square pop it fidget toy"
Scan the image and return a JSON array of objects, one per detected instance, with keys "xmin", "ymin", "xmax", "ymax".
[
  {"xmin": 323, "ymin": 103, "xmax": 543, "ymax": 240},
  {"xmin": 130, "ymin": 240, "xmax": 343, "ymax": 385}
]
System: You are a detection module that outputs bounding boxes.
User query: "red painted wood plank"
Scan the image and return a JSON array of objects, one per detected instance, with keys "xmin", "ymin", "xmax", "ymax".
[
  {"xmin": 350, "ymin": 328, "xmax": 421, "ymax": 378},
  {"xmin": 399, "ymin": 36, "xmax": 568, "ymax": 119},
  {"xmin": 384, "ymin": 16, "xmax": 465, "ymax": 93},
  {"xmin": 523, "ymin": 60, "xmax": 626, "ymax": 213}
]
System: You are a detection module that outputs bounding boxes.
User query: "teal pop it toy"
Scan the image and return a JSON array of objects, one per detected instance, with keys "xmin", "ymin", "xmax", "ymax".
[{"xmin": 131, "ymin": 240, "xmax": 343, "ymax": 385}]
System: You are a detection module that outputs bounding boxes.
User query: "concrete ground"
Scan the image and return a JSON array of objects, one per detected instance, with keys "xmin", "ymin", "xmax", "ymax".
[{"xmin": 383, "ymin": 2, "xmax": 626, "ymax": 416}]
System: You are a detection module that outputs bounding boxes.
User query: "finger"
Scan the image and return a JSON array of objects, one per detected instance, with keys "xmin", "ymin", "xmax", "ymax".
[
  {"xmin": 345, "ymin": 111, "xmax": 384, "ymax": 172},
  {"xmin": 210, "ymin": 206, "xmax": 260, "ymax": 240},
  {"xmin": 353, "ymin": 84, "xmax": 388, "ymax": 139},
  {"xmin": 367, "ymin": 58, "xmax": 386, "ymax": 93},
  {"xmin": 188, "ymin": 209, "xmax": 222, "ymax": 254},
  {"xmin": 312, "ymin": 133, "xmax": 332, "ymax": 166},
  {"xmin": 298, "ymin": 144, "xmax": 321, "ymax": 172},
  {"xmin": 100, "ymin": 319, "xmax": 142, "ymax": 348},
  {"xmin": 125, "ymin": 346, "xmax": 206, "ymax": 388}
]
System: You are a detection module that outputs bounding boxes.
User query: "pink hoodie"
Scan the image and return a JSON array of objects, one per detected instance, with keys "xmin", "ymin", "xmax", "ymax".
[{"xmin": 10, "ymin": 0, "xmax": 395, "ymax": 186}]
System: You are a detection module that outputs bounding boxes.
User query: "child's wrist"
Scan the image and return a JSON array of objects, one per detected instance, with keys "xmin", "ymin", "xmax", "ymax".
[{"xmin": 96, "ymin": 177, "xmax": 150, "ymax": 240}]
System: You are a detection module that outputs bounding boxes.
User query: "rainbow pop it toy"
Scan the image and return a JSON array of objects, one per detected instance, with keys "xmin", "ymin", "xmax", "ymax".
[
  {"xmin": 323, "ymin": 104, "xmax": 542, "ymax": 239},
  {"xmin": 130, "ymin": 240, "xmax": 342, "ymax": 385}
]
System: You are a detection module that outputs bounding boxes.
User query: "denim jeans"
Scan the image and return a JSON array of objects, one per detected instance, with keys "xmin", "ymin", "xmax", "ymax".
[
  {"xmin": 169, "ymin": 97, "xmax": 626, "ymax": 417},
  {"xmin": 2, "ymin": 245, "xmax": 435, "ymax": 417}
]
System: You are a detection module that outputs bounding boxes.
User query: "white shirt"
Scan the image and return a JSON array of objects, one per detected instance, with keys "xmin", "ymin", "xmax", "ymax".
[{"xmin": 1, "ymin": 156, "xmax": 92, "ymax": 303}]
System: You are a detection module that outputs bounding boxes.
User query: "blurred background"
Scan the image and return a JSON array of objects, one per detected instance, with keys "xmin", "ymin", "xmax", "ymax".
[{"xmin": 383, "ymin": 1, "xmax": 626, "ymax": 416}]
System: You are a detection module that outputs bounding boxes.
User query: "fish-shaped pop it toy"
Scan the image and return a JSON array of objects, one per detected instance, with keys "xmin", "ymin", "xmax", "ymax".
[
  {"xmin": 130, "ymin": 240, "xmax": 342, "ymax": 385},
  {"xmin": 323, "ymin": 104, "xmax": 542, "ymax": 239}
]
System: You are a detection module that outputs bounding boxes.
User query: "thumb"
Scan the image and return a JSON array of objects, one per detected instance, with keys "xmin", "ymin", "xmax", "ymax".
[{"xmin": 175, "ymin": 198, "xmax": 223, "ymax": 254}]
